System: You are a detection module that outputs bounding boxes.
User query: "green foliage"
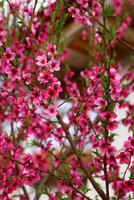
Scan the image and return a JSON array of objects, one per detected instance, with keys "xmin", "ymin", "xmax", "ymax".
[
  {"xmin": 109, "ymin": 24, "xmax": 116, "ymax": 41},
  {"xmin": 108, "ymin": 101, "xmax": 117, "ymax": 112},
  {"xmin": 96, "ymin": 44, "xmax": 105, "ymax": 54},
  {"xmin": 55, "ymin": 13, "xmax": 69, "ymax": 35},
  {"xmin": 92, "ymin": 149, "xmax": 101, "ymax": 157},
  {"xmin": 11, "ymin": 57, "xmax": 20, "ymax": 67},
  {"xmin": 30, "ymin": 139, "xmax": 40, "ymax": 147},
  {"xmin": 59, "ymin": 196, "xmax": 71, "ymax": 200},
  {"xmin": 108, "ymin": 133, "xmax": 117, "ymax": 142},
  {"xmin": 102, "ymin": 75, "xmax": 110, "ymax": 95},
  {"xmin": 98, "ymin": 0, "xmax": 105, "ymax": 4},
  {"xmin": 79, "ymin": 102, "xmax": 84, "ymax": 112},
  {"xmin": 111, "ymin": 197, "xmax": 117, "ymax": 200},
  {"xmin": 130, "ymin": 168, "xmax": 134, "ymax": 179},
  {"xmin": 81, "ymin": 185, "xmax": 91, "ymax": 194},
  {"xmin": 103, "ymin": 5, "xmax": 113, "ymax": 18},
  {"xmin": 51, "ymin": 0, "xmax": 69, "ymax": 37},
  {"xmin": 60, "ymin": 162, "xmax": 68, "ymax": 171}
]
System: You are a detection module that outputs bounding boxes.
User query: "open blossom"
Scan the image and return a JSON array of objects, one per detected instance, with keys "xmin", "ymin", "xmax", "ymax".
[
  {"xmin": 36, "ymin": 54, "xmax": 47, "ymax": 66},
  {"xmin": 116, "ymin": 152, "xmax": 130, "ymax": 164},
  {"xmin": 4, "ymin": 47, "xmax": 16, "ymax": 61},
  {"xmin": 99, "ymin": 139, "xmax": 110, "ymax": 154},
  {"xmin": 5, "ymin": 65, "xmax": 20, "ymax": 81},
  {"xmin": 47, "ymin": 57, "xmax": 60, "ymax": 72},
  {"xmin": 68, "ymin": 7, "xmax": 80, "ymax": 18},
  {"xmin": 99, "ymin": 110, "xmax": 117, "ymax": 122},
  {"xmin": 44, "ymin": 104, "xmax": 57, "ymax": 116},
  {"xmin": 94, "ymin": 97, "xmax": 107, "ymax": 107},
  {"xmin": 107, "ymin": 120, "xmax": 118, "ymax": 131},
  {"xmin": 38, "ymin": 70, "xmax": 52, "ymax": 84},
  {"xmin": 47, "ymin": 43, "xmax": 57, "ymax": 56},
  {"xmin": 29, "ymin": 87, "xmax": 42, "ymax": 105}
]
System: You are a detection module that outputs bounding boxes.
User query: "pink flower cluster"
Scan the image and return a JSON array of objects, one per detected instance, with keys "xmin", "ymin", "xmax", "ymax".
[
  {"xmin": 0, "ymin": 0, "xmax": 133, "ymax": 199},
  {"xmin": 68, "ymin": 0, "xmax": 102, "ymax": 26}
]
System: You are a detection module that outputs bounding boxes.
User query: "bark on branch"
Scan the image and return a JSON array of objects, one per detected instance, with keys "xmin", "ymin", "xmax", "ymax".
[{"xmin": 57, "ymin": 113, "xmax": 107, "ymax": 200}]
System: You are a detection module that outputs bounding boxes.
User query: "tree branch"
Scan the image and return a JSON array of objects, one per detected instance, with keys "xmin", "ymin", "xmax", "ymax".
[{"xmin": 57, "ymin": 113, "xmax": 107, "ymax": 200}]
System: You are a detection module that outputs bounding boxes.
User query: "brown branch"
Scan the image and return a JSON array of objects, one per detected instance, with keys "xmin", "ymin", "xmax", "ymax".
[
  {"xmin": 22, "ymin": 185, "xmax": 30, "ymax": 200},
  {"xmin": 57, "ymin": 113, "xmax": 107, "ymax": 200},
  {"xmin": 96, "ymin": 20, "xmax": 134, "ymax": 52}
]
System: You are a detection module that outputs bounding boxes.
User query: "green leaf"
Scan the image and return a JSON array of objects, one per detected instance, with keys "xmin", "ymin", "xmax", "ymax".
[
  {"xmin": 64, "ymin": 93, "xmax": 68, "ymax": 100},
  {"xmin": 81, "ymin": 185, "xmax": 91, "ymax": 194},
  {"xmin": 42, "ymin": 187, "xmax": 50, "ymax": 195},
  {"xmin": 96, "ymin": 44, "xmax": 105, "ymax": 53},
  {"xmin": 111, "ymin": 197, "xmax": 117, "ymax": 200},
  {"xmin": 30, "ymin": 139, "xmax": 40, "ymax": 147},
  {"xmin": 84, "ymin": 77, "xmax": 90, "ymax": 86},
  {"xmin": 108, "ymin": 133, "xmax": 117, "ymax": 141},
  {"xmin": 79, "ymin": 103, "xmax": 84, "ymax": 112},
  {"xmin": 92, "ymin": 150, "xmax": 100, "ymax": 157},
  {"xmin": 55, "ymin": 13, "xmax": 68, "ymax": 35},
  {"xmin": 130, "ymin": 168, "xmax": 134, "ymax": 179},
  {"xmin": 103, "ymin": 5, "xmax": 113, "ymax": 17},
  {"xmin": 61, "ymin": 163, "xmax": 69, "ymax": 172},
  {"xmin": 109, "ymin": 24, "xmax": 116, "ymax": 41},
  {"xmin": 108, "ymin": 101, "xmax": 116, "ymax": 112},
  {"xmin": 60, "ymin": 196, "xmax": 71, "ymax": 200}
]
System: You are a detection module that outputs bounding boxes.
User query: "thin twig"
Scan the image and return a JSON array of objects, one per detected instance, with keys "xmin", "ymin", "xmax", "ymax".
[{"xmin": 96, "ymin": 20, "xmax": 134, "ymax": 52}]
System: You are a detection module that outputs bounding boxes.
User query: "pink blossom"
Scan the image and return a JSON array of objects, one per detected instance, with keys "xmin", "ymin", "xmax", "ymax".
[
  {"xmin": 94, "ymin": 97, "xmax": 107, "ymax": 107},
  {"xmin": 99, "ymin": 139, "xmax": 110, "ymax": 154},
  {"xmin": 36, "ymin": 54, "xmax": 47, "ymax": 67},
  {"xmin": 4, "ymin": 47, "xmax": 16, "ymax": 61},
  {"xmin": 38, "ymin": 71, "xmax": 52, "ymax": 84},
  {"xmin": 45, "ymin": 104, "xmax": 57, "ymax": 116},
  {"xmin": 92, "ymin": 1, "xmax": 102, "ymax": 18},
  {"xmin": 68, "ymin": 7, "xmax": 80, "ymax": 18},
  {"xmin": 94, "ymin": 32, "xmax": 102, "ymax": 44},
  {"xmin": 116, "ymin": 152, "xmax": 130, "ymax": 164},
  {"xmin": 99, "ymin": 110, "xmax": 117, "ymax": 122},
  {"xmin": 70, "ymin": 170, "xmax": 82, "ymax": 187},
  {"xmin": 47, "ymin": 57, "xmax": 60, "ymax": 72},
  {"xmin": 107, "ymin": 120, "xmax": 118, "ymax": 131},
  {"xmin": 112, "ymin": 0, "xmax": 123, "ymax": 15},
  {"xmin": 47, "ymin": 43, "xmax": 57, "ymax": 56},
  {"xmin": 0, "ymin": 0, "xmax": 133, "ymax": 198}
]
